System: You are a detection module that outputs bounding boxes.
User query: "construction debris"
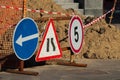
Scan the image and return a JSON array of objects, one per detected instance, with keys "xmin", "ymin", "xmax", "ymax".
[{"xmin": 0, "ymin": 0, "xmax": 120, "ymax": 65}]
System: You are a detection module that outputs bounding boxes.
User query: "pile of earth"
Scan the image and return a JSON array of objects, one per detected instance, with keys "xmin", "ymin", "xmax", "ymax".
[
  {"xmin": 0, "ymin": 0, "xmax": 120, "ymax": 60},
  {"xmin": 81, "ymin": 19, "xmax": 120, "ymax": 59}
]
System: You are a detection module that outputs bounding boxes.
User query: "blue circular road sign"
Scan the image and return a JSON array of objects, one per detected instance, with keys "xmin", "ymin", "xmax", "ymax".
[{"xmin": 13, "ymin": 17, "xmax": 39, "ymax": 61}]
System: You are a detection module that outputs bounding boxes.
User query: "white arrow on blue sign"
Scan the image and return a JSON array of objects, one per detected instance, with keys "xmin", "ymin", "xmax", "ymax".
[{"xmin": 13, "ymin": 17, "xmax": 39, "ymax": 61}]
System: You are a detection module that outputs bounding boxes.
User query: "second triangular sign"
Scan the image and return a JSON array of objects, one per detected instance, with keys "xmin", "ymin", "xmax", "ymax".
[{"xmin": 36, "ymin": 19, "xmax": 62, "ymax": 62}]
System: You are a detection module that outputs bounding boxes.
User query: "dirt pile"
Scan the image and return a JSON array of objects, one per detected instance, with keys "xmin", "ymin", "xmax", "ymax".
[
  {"xmin": 0, "ymin": 0, "xmax": 120, "ymax": 60},
  {"xmin": 81, "ymin": 19, "xmax": 120, "ymax": 59}
]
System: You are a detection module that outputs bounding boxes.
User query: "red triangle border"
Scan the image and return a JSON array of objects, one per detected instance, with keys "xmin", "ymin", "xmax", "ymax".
[{"xmin": 35, "ymin": 19, "xmax": 62, "ymax": 62}]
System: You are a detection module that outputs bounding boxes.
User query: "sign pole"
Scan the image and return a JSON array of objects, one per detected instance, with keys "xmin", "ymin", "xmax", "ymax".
[
  {"xmin": 23, "ymin": 0, "xmax": 27, "ymax": 18},
  {"xmin": 19, "ymin": 0, "xmax": 27, "ymax": 72},
  {"xmin": 7, "ymin": 0, "xmax": 39, "ymax": 75},
  {"xmin": 56, "ymin": 47, "xmax": 87, "ymax": 67},
  {"xmin": 19, "ymin": 61, "xmax": 24, "ymax": 71},
  {"xmin": 55, "ymin": 15, "xmax": 87, "ymax": 67},
  {"xmin": 70, "ymin": 49, "xmax": 74, "ymax": 63}
]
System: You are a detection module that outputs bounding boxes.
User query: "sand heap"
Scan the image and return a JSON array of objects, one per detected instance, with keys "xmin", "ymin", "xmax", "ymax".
[
  {"xmin": 81, "ymin": 19, "xmax": 120, "ymax": 59},
  {"xmin": 0, "ymin": 0, "xmax": 120, "ymax": 60}
]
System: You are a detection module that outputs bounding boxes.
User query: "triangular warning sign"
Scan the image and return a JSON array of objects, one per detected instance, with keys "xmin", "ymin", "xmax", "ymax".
[{"xmin": 36, "ymin": 19, "xmax": 62, "ymax": 62}]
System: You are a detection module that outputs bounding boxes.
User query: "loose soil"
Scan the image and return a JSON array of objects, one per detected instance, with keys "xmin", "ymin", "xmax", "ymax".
[{"xmin": 0, "ymin": 0, "xmax": 120, "ymax": 60}]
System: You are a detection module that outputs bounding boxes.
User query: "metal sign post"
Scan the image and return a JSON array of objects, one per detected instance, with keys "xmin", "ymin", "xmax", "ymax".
[
  {"xmin": 6, "ymin": 0, "xmax": 39, "ymax": 76},
  {"xmin": 19, "ymin": 0, "xmax": 27, "ymax": 72}
]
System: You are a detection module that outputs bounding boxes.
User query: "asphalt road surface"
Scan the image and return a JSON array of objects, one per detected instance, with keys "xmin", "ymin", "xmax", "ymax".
[{"xmin": 0, "ymin": 59, "xmax": 120, "ymax": 80}]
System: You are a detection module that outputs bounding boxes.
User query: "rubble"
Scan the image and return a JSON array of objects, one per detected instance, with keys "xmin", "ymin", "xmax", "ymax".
[{"xmin": 0, "ymin": 0, "xmax": 120, "ymax": 60}]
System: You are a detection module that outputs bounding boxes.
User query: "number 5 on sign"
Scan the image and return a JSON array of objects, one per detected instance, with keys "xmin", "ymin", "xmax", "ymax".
[{"xmin": 68, "ymin": 16, "xmax": 84, "ymax": 54}]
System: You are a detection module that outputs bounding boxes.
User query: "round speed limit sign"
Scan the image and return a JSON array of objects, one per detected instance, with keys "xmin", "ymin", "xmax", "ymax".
[{"xmin": 68, "ymin": 16, "xmax": 84, "ymax": 54}]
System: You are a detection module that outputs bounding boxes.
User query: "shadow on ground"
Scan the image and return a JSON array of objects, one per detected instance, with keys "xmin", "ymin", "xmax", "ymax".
[{"xmin": 1, "ymin": 54, "xmax": 46, "ymax": 71}]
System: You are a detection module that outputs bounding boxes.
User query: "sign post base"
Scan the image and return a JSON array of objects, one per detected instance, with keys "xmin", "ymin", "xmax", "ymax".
[
  {"xmin": 6, "ymin": 60, "xmax": 39, "ymax": 76},
  {"xmin": 6, "ymin": 69, "xmax": 39, "ymax": 76},
  {"xmin": 56, "ymin": 47, "xmax": 87, "ymax": 67}
]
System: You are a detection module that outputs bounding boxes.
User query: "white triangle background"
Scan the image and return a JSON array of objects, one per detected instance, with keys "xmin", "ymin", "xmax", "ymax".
[{"xmin": 38, "ymin": 23, "xmax": 61, "ymax": 58}]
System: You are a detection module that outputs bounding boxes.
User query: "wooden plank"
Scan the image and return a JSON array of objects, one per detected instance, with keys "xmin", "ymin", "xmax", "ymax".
[
  {"xmin": 61, "ymin": 47, "xmax": 70, "ymax": 51},
  {"xmin": 57, "ymin": 61, "xmax": 87, "ymax": 67},
  {"xmin": 6, "ymin": 69, "xmax": 39, "ymax": 76}
]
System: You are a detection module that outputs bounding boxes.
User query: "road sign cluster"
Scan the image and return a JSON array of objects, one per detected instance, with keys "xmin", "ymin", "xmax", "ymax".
[{"xmin": 13, "ymin": 16, "xmax": 84, "ymax": 62}]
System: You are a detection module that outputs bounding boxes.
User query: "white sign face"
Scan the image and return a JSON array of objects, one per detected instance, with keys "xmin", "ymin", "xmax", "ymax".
[
  {"xmin": 36, "ymin": 19, "xmax": 62, "ymax": 62},
  {"xmin": 68, "ymin": 16, "xmax": 84, "ymax": 54}
]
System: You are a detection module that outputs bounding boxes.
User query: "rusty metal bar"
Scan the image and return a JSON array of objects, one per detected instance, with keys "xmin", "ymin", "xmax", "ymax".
[
  {"xmin": 59, "ymin": 36, "xmax": 68, "ymax": 43},
  {"xmin": 35, "ymin": 16, "xmax": 72, "ymax": 22},
  {"xmin": 19, "ymin": 60, "xmax": 24, "ymax": 71},
  {"xmin": 18, "ymin": 0, "xmax": 27, "ymax": 72},
  {"xmin": 109, "ymin": 0, "xmax": 117, "ymax": 24},
  {"xmin": 61, "ymin": 47, "xmax": 70, "ymax": 51},
  {"xmin": 23, "ymin": 0, "xmax": 27, "ymax": 18},
  {"xmin": 57, "ymin": 61, "xmax": 87, "ymax": 67},
  {"xmin": 6, "ymin": 69, "xmax": 39, "ymax": 76}
]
